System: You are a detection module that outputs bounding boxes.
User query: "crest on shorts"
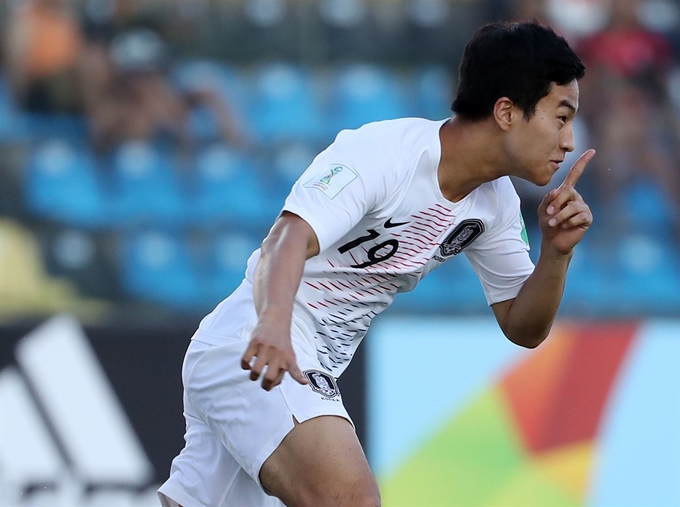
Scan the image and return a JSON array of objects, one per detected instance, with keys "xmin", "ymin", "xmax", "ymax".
[
  {"xmin": 440, "ymin": 219, "xmax": 485, "ymax": 257},
  {"xmin": 303, "ymin": 369, "xmax": 340, "ymax": 398}
]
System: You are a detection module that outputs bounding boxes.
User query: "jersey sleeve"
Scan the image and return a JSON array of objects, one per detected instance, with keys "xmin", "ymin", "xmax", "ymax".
[
  {"xmin": 282, "ymin": 128, "xmax": 393, "ymax": 253},
  {"xmin": 464, "ymin": 178, "xmax": 535, "ymax": 305}
]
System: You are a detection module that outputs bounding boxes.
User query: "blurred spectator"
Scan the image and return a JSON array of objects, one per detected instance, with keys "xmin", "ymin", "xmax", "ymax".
[
  {"xmin": 576, "ymin": 0, "xmax": 680, "ymax": 238},
  {"xmin": 578, "ymin": 0, "xmax": 673, "ymax": 79},
  {"xmin": 81, "ymin": 0, "xmax": 165, "ymax": 45},
  {"xmin": 3, "ymin": 0, "xmax": 85, "ymax": 113},
  {"xmin": 80, "ymin": 27, "xmax": 249, "ymax": 153}
]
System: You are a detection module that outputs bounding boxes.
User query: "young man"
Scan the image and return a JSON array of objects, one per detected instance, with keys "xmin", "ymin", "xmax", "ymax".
[{"xmin": 159, "ymin": 21, "xmax": 594, "ymax": 507}]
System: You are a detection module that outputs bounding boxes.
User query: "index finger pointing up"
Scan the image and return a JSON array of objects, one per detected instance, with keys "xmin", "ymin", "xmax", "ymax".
[{"xmin": 561, "ymin": 149, "xmax": 596, "ymax": 188}]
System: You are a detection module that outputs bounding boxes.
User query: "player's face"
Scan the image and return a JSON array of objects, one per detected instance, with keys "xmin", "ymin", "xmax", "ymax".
[{"xmin": 506, "ymin": 80, "xmax": 579, "ymax": 186}]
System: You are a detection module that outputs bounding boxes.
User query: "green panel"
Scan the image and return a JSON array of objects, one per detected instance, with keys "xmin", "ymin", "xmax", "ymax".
[{"xmin": 381, "ymin": 387, "xmax": 525, "ymax": 507}]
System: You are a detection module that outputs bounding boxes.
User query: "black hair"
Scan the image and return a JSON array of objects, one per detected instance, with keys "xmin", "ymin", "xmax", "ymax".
[{"xmin": 452, "ymin": 21, "xmax": 585, "ymax": 121}]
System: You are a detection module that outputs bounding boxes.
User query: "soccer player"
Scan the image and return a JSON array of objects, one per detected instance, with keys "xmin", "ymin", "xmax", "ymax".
[{"xmin": 159, "ymin": 21, "xmax": 594, "ymax": 507}]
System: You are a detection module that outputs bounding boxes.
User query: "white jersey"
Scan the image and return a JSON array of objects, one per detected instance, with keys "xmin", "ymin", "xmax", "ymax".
[{"xmin": 198, "ymin": 118, "xmax": 534, "ymax": 375}]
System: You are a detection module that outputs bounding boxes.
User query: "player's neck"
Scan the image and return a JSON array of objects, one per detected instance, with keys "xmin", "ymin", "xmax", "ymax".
[{"xmin": 437, "ymin": 116, "xmax": 508, "ymax": 202}]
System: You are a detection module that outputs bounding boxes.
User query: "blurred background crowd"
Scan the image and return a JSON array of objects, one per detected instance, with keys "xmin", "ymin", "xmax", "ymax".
[{"xmin": 0, "ymin": 0, "xmax": 679, "ymax": 322}]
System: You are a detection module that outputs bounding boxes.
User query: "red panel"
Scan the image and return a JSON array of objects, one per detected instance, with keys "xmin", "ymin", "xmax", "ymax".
[{"xmin": 501, "ymin": 322, "xmax": 638, "ymax": 453}]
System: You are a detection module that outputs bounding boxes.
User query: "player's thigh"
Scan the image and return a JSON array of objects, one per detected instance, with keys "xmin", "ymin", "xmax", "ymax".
[{"xmin": 260, "ymin": 415, "xmax": 380, "ymax": 507}]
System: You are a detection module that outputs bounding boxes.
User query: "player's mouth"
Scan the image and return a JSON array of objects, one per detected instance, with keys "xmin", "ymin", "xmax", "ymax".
[{"xmin": 550, "ymin": 160, "xmax": 563, "ymax": 170}]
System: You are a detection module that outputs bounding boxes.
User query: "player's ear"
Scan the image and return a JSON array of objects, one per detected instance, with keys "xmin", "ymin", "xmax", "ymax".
[{"xmin": 493, "ymin": 97, "xmax": 515, "ymax": 132}]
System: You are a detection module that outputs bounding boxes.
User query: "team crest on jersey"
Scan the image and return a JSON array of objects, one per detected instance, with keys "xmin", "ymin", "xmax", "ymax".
[
  {"xmin": 440, "ymin": 219, "xmax": 485, "ymax": 257},
  {"xmin": 303, "ymin": 164, "xmax": 358, "ymax": 199},
  {"xmin": 303, "ymin": 369, "xmax": 340, "ymax": 398}
]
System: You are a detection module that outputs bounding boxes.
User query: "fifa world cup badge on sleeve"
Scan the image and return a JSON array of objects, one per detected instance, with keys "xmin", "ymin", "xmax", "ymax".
[{"xmin": 304, "ymin": 164, "xmax": 358, "ymax": 199}]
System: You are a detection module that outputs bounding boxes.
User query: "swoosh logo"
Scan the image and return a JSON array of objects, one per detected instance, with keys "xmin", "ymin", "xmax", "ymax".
[{"xmin": 384, "ymin": 218, "xmax": 410, "ymax": 229}]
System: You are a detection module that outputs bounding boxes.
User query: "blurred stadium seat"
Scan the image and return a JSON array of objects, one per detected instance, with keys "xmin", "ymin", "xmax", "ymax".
[
  {"xmin": 25, "ymin": 113, "xmax": 88, "ymax": 142},
  {"xmin": 613, "ymin": 233, "xmax": 680, "ymax": 314},
  {"xmin": 410, "ymin": 65, "xmax": 454, "ymax": 120},
  {"xmin": 560, "ymin": 238, "xmax": 611, "ymax": 315},
  {"xmin": 248, "ymin": 62, "xmax": 325, "ymax": 143},
  {"xmin": 119, "ymin": 230, "xmax": 201, "ymax": 308},
  {"xmin": 24, "ymin": 139, "xmax": 110, "ymax": 228},
  {"xmin": 391, "ymin": 258, "xmax": 487, "ymax": 313},
  {"xmin": 0, "ymin": 219, "xmax": 91, "ymax": 313},
  {"xmin": 269, "ymin": 141, "xmax": 317, "ymax": 188},
  {"xmin": 200, "ymin": 230, "xmax": 262, "ymax": 306},
  {"xmin": 190, "ymin": 143, "xmax": 275, "ymax": 227},
  {"xmin": 618, "ymin": 179, "xmax": 676, "ymax": 234},
  {"xmin": 37, "ymin": 227, "xmax": 122, "ymax": 301},
  {"xmin": 110, "ymin": 141, "xmax": 187, "ymax": 228},
  {"xmin": 0, "ymin": 72, "xmax": 28, "ymax": 142},
  {"xmin": 326, "ymin": 63, "xmax": 411, "ymax": 134}
]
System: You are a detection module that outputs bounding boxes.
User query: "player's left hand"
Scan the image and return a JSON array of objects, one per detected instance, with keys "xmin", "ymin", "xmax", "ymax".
[{"xmin": 538, "ymin": 149, "xmax": 595, "ymax": 255}]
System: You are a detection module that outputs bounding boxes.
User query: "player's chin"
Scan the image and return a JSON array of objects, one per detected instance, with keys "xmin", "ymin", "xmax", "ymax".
[{"xmin": 531, "ymin": 172, "xmax": 553, "ymax": 187}]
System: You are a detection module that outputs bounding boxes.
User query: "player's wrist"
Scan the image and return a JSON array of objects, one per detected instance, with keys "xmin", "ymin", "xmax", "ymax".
[{"xmin": 539, "ymin": 241, "xmax": 574, "ymax": 262}]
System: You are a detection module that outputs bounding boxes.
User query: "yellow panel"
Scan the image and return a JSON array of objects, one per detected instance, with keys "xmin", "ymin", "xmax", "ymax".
[
  {"xmin": 484, "ymin": 463, "xmax": 579, "ymax": 507},
  {"xmin": 533, "ymin": 441, "xmax": 593, "ymax": 501}
]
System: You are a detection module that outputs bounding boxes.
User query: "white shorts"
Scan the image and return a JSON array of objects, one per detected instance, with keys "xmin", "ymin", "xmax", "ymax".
[{"xmin": 158, "ymin": 318, "xmax": 353, "ymax": 507}]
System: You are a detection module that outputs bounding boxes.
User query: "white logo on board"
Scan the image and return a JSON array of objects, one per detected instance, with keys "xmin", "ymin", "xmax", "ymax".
[{"xmin": 0, "ymin": 315, "xmax": 160, "ymax": 506}]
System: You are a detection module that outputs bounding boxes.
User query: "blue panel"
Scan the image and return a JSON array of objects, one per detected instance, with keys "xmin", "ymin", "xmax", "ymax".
[{"xmin": 590, "ymin": 321, "xmax": 680, "ymax": 507}]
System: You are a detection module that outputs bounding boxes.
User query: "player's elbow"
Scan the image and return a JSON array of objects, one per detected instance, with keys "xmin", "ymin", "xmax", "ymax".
[{"xmin": 505, "ymin": 329, "xmax": 549, "ymax": 349}]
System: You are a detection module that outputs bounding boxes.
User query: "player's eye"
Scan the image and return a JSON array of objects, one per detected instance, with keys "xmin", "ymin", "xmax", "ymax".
[{"xmin": 558, "ymin": 116, "xmax": 568, "ymax": 124}]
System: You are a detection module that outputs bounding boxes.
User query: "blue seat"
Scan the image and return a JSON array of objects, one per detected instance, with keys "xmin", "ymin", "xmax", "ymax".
[
  {"xmin": 248, "ymin": 62, "xmax": 324, "ymax": 143},
  {"xmin": 618, "ymin": 180, "xmax": 676, "ymax": 234},
  {"xmin": 0, "ymin": 73, "xmax": 28, "ymax": 142},
  {"xmin": 391, "ymin": 258, "xmax": 486, "ymax": 314},
  {"xmin": 110, "ymin": 141, "xmax": 187, "ymax": 227},
  {"xmin": 25, "ymin": 113, "xmax": 88, "ymax": 141},
  {"xmin": 200, "ymin": 230, "xmax": 262, "ymax": 307},
  {"xmin": 560, "ymin": 238, "xmax": 611, "ymax": 315},
  {"xmin": 24, "ymin": 140, "xmax": 110, "ymax": 228},
  {"xmin": 119, "ymin": 231, "xmax": 201, "ymax": 309},
  {"xmin": 411, "ymin": 65, "xmax": 454, "ymax": 119},
  {"xmin": 270, "ymin": 141, "xmax": 317, "ymax": 187},
  {"xmin": 327, "ymin": 64, "xmax": 410, "ymax": 135},
  {"xmin": 191, "ymin": 143, "xmax": 275, "ymax": 227},
  {"xmin": 612, "ymin": 234, "xmax": 680, "ymax": 314}
]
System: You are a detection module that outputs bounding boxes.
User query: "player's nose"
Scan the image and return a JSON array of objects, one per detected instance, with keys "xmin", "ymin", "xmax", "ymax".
[{"xmin": 559, "ymin": 123, "xmax": 575, "ymax": 153}]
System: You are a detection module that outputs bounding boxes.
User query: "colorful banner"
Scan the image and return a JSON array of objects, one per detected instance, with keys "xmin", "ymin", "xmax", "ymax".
[{"xmin": 368, "ymin": 318, "xmax": 680, "ymax": 507}]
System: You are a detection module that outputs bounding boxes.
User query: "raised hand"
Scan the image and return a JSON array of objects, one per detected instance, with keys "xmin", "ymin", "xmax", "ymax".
[{"xmin": 538, "ymin": 149, "xmax": 595, "ymax": 255}]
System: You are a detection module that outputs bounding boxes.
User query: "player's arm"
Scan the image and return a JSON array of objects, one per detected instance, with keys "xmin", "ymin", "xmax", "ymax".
[
  {"xmin": 492, "ymin": 150, "xmax": 595, "ymax": 348},
  {"xmin": 241, "ymin": 211, "xmax": 320, "ymax": 390}
]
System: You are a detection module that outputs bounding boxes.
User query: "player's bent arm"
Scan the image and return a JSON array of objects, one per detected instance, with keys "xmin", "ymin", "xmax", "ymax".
[
  {"xmin": 242, "ymin": 211, "xmax": 320, "ymax": 390},
  {"xmin": 491, "ymin": 246, "xmax": 572, "ymax": 349},
  {"xmin": 254, "ymin": 211, "xmax": 320, "ymax": 319}
]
